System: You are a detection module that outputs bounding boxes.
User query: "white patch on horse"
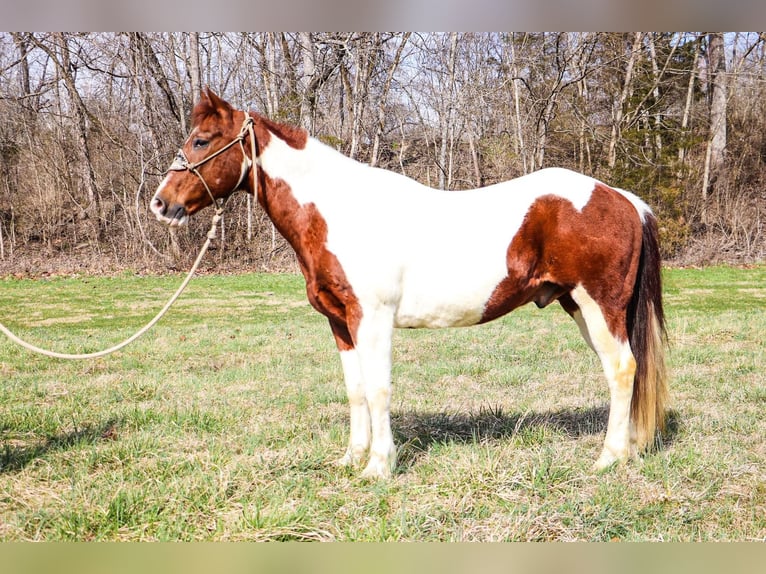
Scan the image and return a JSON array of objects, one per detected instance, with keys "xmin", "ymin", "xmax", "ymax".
[
  {"xmin": 154, "ymin": 173, "xmax": 171, "ymax": 198},
  {"xmin": 150, "ymin": 174, "xmax": 189, "ymax": 227}
]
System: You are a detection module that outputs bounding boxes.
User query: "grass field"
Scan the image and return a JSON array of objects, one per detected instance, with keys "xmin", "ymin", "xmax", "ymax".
[{"xmin": 0, "ymin": 266, "xmax": 765, "ymax": 541}]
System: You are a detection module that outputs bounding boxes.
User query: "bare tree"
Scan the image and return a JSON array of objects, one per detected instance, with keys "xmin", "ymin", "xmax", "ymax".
[
  {"xmin": 703, "ymin": 31, "xmax": 728, "ymax": 204},
  {"xmin": 128, "ymin": 33, "xmax": 183, "ymax": 130},
  {"xmin": 370, "ymin": 33, "xmax": 410, "ymax": 168},
  {"xmin": 437, "ymin": 32, "xmax": 459, "ymax": 190},
  {"xmin": 30, "ymin": 33, "xmax": 102, "ymax": 236},
  {"xmin": 678, "ymin": 34, "xmax": 701, "ymax": 169},
  {"xmin": 297, "ymin": 32, "xmax": 320, "ymax": 131},
  {"xmin": 505, "ymin": 33, "xmax": 529, "ymax": 174},
  {"xmin": 608, "ymin": 32, "xmax": 643, "ymax": 169},
  {"xmin": 343, "ymin": 33, "xmax": 381, "ymax": 160},
  {"xmin": 188, "ymin": 32, "xmax": 202, "ymax": 99},
  {"xmin": 262, "ymin": 33, "xmax": 280, "ymax": 117}
]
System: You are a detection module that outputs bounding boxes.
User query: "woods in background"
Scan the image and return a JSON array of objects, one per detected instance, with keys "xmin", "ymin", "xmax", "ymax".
[{"xmin": 0, "ymin": 32, "xmax": 764, "ymax": 274}]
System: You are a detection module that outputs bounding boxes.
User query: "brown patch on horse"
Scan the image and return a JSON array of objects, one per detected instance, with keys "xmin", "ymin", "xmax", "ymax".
[
  {"xmin": 257, "ymin": 170, "xmax": 361, "ymax": 350},
  {"xmin": 252, "ymin": 114, "xmax": 308, "ymax": 151},
  {"xmin": 480, "ymin": 183, "xmax": 643, "ymax": 338}
]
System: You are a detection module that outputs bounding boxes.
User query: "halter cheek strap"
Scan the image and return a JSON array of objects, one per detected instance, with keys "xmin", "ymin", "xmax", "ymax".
[{"xmin": 167, "ymin": 115, "xmax": 257, "ymax": 211}]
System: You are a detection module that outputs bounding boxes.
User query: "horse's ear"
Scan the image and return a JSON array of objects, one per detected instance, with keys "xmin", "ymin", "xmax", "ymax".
[
  {"xmin": 193, "ymin": 87, "xmax": 233, "ymax": 126},
  {"xmin": 204, "ymin": 87, "xmax": 233, "ymax": 116}
]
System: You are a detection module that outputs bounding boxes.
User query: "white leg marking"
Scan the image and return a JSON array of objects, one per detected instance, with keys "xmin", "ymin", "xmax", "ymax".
[
  {"xmin": 335, "ymin": 349, "xmax": 370, "ymax": 467},
  {"xmin": 570, "ymin": 286, "xmax": 637, "ymax": 470},
  {"xmin": 354, "ymin": 305, "xmax": 396, "ymax": 479}
]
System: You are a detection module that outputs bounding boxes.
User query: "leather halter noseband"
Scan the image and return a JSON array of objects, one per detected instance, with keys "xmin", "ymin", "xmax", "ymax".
[{"xmin": 166, "ymin": 115, "xmax": 257, "ymax": 211}]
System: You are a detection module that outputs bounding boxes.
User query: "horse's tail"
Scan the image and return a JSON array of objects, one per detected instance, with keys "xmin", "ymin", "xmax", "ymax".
[{"xmin": 628, "ymin": 212, "xmax": 668, "ymax": 452}]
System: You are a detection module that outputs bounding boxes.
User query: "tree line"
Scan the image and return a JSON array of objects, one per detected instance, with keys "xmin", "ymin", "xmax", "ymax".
[{"xmin": 0, "ymin": 32, "xmax": 764, "ymax": 274}]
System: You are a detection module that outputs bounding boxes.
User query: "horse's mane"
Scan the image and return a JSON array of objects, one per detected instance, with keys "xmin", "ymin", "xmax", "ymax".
[{"xmin": 257, "ymin": 114, "xmax": 308, "ymax": 150}]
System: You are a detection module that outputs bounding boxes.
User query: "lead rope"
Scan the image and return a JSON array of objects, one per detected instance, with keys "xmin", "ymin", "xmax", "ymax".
[{"xmin": 0, "ymin": 206, "xmax": 224, "ymax": 360}]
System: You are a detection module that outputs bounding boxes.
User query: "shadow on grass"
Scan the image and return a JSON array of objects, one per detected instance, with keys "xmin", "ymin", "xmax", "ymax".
[
  {"xmin": 391, "ymin": 405, "xmax": 682, "ymax": 472},
  {"xmin": 1, "ymin": 418, "xmax": 121, "ymax": 474}
]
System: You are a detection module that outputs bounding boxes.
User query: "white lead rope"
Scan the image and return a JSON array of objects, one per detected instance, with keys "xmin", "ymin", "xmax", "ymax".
[{"xmin": 0, "ymin": 210, "xmax": 223, "ymax": 360}]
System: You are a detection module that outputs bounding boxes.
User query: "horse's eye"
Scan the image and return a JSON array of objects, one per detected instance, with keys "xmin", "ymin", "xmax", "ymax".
[{"xmin": 193, "ymin": 138, "xmax": 209, "ymax": 150}]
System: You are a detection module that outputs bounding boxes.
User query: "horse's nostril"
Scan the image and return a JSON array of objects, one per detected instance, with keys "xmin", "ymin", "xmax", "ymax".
[{"xmin": 150, "ymin": 196, "xmax": 166, "ymax": 215}]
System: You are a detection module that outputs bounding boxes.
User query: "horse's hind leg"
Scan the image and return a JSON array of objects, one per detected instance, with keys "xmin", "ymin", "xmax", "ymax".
[
  {"xmin": 568, "ymin": 286, "xmax": 637, "ymax": 470},
  {"xmin": 330, "ymin": 320, "xmax": 370, "ymax": 468}
]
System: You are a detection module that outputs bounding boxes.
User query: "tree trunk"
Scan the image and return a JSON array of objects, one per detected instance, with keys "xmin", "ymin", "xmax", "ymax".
[
  {"xmin": 507, "ymin": 34, "xmax": 528, "ymax": 174},
  {"xmin": 574, "ymin": 33, "xmax": 593, "ymax": 174},
  {"xmin": 467, "ymin": 131, "xmax": 482, "ymax": 186},
  {"xmin": 188, "ymin": 32, "xmax": 202, "ymax": 99},
  {"xmin": 439, "ymin": 32, "xmax": 459, "ymax": 190},
  {"xmin": 533, "ymin": 96, "xmax": 556, "ymax": 171},
  {"xmin": 263, "ymin": 32, "xmax": 279, "ymax": 116},
  {"xmin": 348, "ymin": 33, "xmax": 378, "ymax": 160},
  {"xmin": 11, "ymin": 33, "xmax": 35, "ymax": 118},
  {"xmin": 707, "ymin": 32, "xmax": 728, "ymax": 190},
  {"xmin": 647, "ymin": 33, "xmax": 663, "ymax": 158},
  {"xmin": 298, "ymin": 32, "xmax": 316, "ymax": 131},
  {"xmin": 128, "ymin": 33, "xmax": 182, "ymax": 128},
  {"xmin": 678, "ymin": 34, "xmax": 701, "ymax": 168}
]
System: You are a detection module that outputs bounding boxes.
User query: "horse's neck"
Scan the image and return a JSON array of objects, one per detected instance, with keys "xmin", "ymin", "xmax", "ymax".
[
  {"xmin": 258, "ymin": 122, "xmax": 364, "ymax": 188},
  {"xmin": 255, "ymin": 133, "xmax": 348, "ymax": 253}
]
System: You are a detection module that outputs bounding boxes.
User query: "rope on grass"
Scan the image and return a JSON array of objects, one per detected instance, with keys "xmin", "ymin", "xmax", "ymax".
[{"xmin": 0, "ymin": 209, "xmax": 223, "ymax": 360}]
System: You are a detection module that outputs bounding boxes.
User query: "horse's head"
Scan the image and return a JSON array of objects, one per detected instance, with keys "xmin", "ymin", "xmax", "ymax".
[{"xmin": 150, "ymin": 88, "xmax": 252, "ymax": 226}]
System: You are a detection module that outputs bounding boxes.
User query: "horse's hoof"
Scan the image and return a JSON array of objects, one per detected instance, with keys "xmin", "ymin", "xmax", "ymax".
[
  {"xmin": 334, "ymin": 447, "xmax": 366, "ymax": 468},
  {"xmin": 593, "ymin": 448, "xmax": 626, "ymax": 472},
  {"xmin": 593, "ymin": 458, "xmax": 618, "ymax": 473},
  {"xmin": 360, "ymin": 454, "xmax": 393, "ymax": 480}
]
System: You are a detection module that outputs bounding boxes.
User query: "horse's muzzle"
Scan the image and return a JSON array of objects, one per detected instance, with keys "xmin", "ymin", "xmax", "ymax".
[{"xmin": 150, "ymin": 196, "xmax": 189, "ymax": 227}]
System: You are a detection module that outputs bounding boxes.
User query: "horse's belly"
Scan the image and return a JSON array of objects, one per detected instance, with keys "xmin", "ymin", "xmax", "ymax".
[
  {"xmin": 393, "ymin": 267, "xmax": 504, "ymax": 329},
  {"xmin": 394, "ymin": 300, "xmax": 485, "ymax": 328}
]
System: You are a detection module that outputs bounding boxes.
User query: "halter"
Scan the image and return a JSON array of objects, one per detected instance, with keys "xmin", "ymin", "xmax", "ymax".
[{"xmin": 166, "ymin": 114, "xmax": 258, "ymax": 212}]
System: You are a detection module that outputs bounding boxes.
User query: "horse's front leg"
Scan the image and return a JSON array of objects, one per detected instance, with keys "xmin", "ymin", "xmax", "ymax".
[
  {"xmin": 354, "ymin": 305, "xmax": 396, "ymax": 479},
  {"xmin": 330, "ymin": 320, "xmax": 370, "ymax": 468}
]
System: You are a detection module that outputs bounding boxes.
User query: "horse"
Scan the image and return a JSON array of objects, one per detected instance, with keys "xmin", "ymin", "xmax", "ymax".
[{"xmin": 150, "ymin": 88, "xmax": 668, "ymax": 479}]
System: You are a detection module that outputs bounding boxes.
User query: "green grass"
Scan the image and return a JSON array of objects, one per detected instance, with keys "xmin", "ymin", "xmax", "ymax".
[{"xmin": 1, "ymin": 266, "xmax": 765, "ymax": 541}]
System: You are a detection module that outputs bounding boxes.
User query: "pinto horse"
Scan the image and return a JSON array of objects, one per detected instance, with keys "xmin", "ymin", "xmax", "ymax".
[{"xmin": 151, "ymin": 89, "xmax": 667, "ymax": 479}]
